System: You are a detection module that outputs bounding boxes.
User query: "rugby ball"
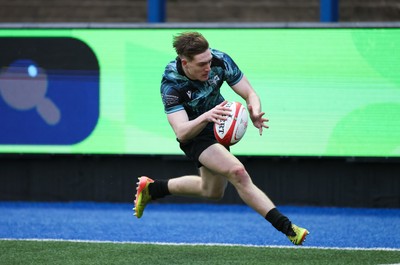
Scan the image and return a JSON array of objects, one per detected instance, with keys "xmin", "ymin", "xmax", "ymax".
[{"xmin": 214, "ymin": 101, "xmax": 248, "ymax": 146}]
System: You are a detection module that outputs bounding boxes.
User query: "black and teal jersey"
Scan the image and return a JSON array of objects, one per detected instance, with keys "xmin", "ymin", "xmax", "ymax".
[{"xmin": 160, "ymin": 48, "xmax": 243, "ymax": 121}]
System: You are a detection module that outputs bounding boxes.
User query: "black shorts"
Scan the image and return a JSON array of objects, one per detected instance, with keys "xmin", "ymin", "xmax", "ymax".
[{"xmin": 179, "ymin": 124, "xmax": 229, "ymax": 168}]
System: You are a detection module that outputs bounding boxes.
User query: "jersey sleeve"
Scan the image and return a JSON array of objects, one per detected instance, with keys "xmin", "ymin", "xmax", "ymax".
[
  {"xmin": 224, "ymin": 52, "xmax": 243, "ymax": 86},
  {"xmin": 212, "ymin": 49, "xmax": 243, "ymax": 86},
  {"xmin": 161, "ymin": 76, "xmax": 185, "ymax": 114}
]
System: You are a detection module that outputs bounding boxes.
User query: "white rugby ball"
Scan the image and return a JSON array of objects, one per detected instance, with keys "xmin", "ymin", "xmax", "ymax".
[{"xmin": 213, "ymin": 101, "xmax": 248, "ymax": 146}]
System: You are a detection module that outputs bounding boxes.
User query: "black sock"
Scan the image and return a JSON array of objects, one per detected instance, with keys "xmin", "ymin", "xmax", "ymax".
[
  {"xmin": 265, "ymin": 208, "xmax": 295, "ymax": 236},
  {"xmin": 148, "ymin": 179, "xmax": 171, "ymax": 200}
]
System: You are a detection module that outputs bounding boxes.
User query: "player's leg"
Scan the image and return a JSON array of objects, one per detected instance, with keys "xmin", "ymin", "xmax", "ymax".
[
  {"xmin": 133, "ymin": 137, "xmax": 225, "ymax": 218},
  {"xmin": 198, "ymin": 143, "xmax": 274, "ymax": 216},
  {"xmin": 133, "ymin": 160, "xmax": 228, "ymax": 218},
  {"xmin": 198, "ymin": 166, "xmax": 228, "ymax": 200},
  {"xmin": 198, "ymin": 144, "xmax": 309, "ymax": 245},
  {"xmin": 166, "ymin": 169, "xmax": 228, "ymax": 200},
  {"xmin": 135, "ymin": 142, "xmax": 276, "ymax": 215}
]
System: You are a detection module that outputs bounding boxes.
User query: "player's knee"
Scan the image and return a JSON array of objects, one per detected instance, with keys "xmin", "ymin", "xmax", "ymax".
[{"xmin": 228, "ymin": 164, "xmax": 250, "ymax": 186}]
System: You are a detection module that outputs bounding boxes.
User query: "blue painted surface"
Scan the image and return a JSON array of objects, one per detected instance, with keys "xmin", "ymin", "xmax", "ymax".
[{"xmin": 0, "ymin": 202, "xmax": 399, "ymax": 248}]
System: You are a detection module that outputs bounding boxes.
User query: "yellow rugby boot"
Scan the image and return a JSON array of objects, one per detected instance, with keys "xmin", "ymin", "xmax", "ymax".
[
  {"xmin": 287, "ymin": 224, "xmax": 309, "ymax": 245},
  {"xmin": 133, "ymin": 176, "xmax": 154, "ymax": 218}
]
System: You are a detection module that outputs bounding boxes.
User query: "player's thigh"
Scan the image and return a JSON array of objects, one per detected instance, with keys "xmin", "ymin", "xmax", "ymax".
[
  {"xmin": 198, "ymin": 143, "xmax": 242, "ymax": 176},
  {"xmin": 199, "ymin": 165, "xmax": 228, "ymax": 193}
]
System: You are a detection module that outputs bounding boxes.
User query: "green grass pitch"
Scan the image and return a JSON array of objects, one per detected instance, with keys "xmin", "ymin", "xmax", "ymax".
[{"xmin": 1, "ymin": 240, "xmax": 399, "ymax": 265}]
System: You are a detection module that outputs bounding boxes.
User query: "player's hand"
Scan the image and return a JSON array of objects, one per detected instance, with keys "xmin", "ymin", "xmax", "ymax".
[
  {"xmin": 206, "ymin": 101, "xmax": 231, "ymax": 125},
  {"xmin": 248, "ymin": 104, "xmax": 269, "ymax": 136}
]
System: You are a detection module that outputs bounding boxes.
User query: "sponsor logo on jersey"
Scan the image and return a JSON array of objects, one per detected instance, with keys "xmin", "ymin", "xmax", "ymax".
[{"xmin": 208, "ymin": 75, "xmax": 220, "ymax": 86}]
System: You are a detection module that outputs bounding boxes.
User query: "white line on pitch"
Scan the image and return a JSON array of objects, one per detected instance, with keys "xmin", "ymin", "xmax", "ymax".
[{"xmin": 1, "ymin": 238, "xmax": 400, "ymax": 252}]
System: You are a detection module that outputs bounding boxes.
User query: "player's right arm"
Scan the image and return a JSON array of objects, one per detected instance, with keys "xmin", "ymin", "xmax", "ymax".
[{"xmin": 167, "ymin": 101, "xmax": 230, "ymax": 143}]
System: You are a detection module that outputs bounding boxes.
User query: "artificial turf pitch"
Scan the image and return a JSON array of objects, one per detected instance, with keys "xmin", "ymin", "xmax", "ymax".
[{"xmin": 1, "ymin": 240, "xmax": 399, "ymax": 265}]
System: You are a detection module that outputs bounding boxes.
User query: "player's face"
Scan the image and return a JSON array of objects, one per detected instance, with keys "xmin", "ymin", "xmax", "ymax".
[{"xmin": 182, "ymin": 49, "xmax": 212, "ymax": 82}]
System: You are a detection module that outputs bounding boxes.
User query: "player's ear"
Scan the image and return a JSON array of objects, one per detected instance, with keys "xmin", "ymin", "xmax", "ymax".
[{"xmin": 181, "ymin": 58, "xmax": 188, "ymax": 66}]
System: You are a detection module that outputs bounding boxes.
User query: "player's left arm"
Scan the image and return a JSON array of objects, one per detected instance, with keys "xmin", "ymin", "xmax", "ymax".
[{"xmin": 231, "ymin": 75, "xmax": 269, "ymax": 135}]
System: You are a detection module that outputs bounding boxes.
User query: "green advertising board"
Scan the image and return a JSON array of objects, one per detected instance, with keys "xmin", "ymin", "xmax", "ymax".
[{"xmin": 0, "ymin": 27, "xmax": 399, "ymax": 157}]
